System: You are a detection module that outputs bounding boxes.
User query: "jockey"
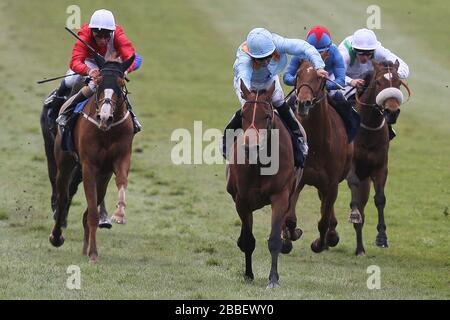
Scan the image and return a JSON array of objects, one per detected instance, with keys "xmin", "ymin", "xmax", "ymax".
[
  {"xmin": 338, "ymin": 28, "xmax": 409, "ymax": 139},
  {"xmin": 284, "ymin": 25, "xmax": 345, "ymax": 96},
  {"xmin": 45, "ymin": 9, "xmax": 142, "ymax": 133},
  {"xmin": 224, "ymin": 27, "xmax": 328, "ymax": 168}
]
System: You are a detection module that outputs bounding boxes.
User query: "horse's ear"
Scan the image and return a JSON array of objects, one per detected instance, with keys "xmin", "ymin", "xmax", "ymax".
[
  {"xmin": 121, "ymin": 55, "xmax": 135, "ymax": 73},
  {"xmin": 394, "ymin": 59, "xmax": 400, "ymax": 71},
  {"xmin": 94, "ymin": 54, "xmax": 106, "ymax": 69},
  {"xmin": 266, "ymin": 80, "xmax": 276, "ymax": 98},
  {"xmin": 240, "ymin": 79, "xmax": 251, "ymax": 99}
]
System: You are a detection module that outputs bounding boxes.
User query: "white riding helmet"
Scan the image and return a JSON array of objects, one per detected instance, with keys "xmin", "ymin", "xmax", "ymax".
[
  {"xmin": 352, "ymin": 28, "xmax": 378, "ymax": 51},
  {"xmin": 89, "ymin": 9, "xmax": 116, "ymax": 31},
  {"xmin": 246, "ymin": 28, "xmax": 276, "ymax": 58}
]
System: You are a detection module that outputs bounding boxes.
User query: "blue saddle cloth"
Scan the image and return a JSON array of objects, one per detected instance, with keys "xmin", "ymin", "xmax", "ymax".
[{"xmin": 61, "ymin": 99, "xmax": 89, "ymax": 152}]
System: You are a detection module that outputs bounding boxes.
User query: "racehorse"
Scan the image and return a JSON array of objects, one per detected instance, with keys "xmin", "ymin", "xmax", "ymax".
[
  {"xmin": 226, "ymin": 80, "xmax": 303, "ymax": 288},
  {"xmin": 294, "ymin": 56, "xmax": 353, "ymax": 253},
  {"xmin": 49, "ymin": 55, "xmax": 135, "ymax": 263},
  {"xmin": 347, "ymin": 59, "xmax": 409, "ymax": 256},
  {"xmin": 40, "ymin": 79, "xmax": 110, "ymax": 228}
]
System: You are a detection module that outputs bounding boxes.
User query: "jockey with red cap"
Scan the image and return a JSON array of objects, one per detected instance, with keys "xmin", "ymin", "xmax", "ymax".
[
  {"xmin": 284, "ymin": 25, "xmax": 360, "ymax": 143},
  {"xmin": 45, "ymin": 9, "xmax": 142, "ymax": 133}
]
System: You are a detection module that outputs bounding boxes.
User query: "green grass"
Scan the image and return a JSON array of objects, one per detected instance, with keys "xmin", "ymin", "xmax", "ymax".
[{"xmin": 0, "ymin": 0, "xmax": 448, "ymax": 299}]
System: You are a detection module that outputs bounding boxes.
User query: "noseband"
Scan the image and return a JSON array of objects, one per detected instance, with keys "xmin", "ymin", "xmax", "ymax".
[
  {"xmin": 295, "ymin": 77, "xmax": 327, "ymax": 110},
  {"xmin": 242, "ymin": 92, "xmax": 275, "ymax": 139}
]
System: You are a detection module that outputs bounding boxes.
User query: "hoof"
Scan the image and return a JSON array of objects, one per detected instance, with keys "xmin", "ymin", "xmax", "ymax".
[
  {"xmin": 326, "ymin": 230, "xmax": 340, "ymax": 247},
  {"xmin": 89, "ymin": 254, "xmax": 98, "ymax": 264},
  {"xmin": 266, "ymin": 281, "xmax": 281, "ymax": 289},
  {"xmin": 348, "ymin": 209, "xmax": 362, "ymax": 224},
  {"xmin": 49, "ymin": 234, "xmax": 65, "ymax": 247},
  {"xmin": 311, "ymin": 239, "xmax": 326, "ymax": 253},
  {"xmin": 99, "ymin": 217, "xmax": 113, "ymax": 229},
  {"xmin": 244, "ymin": 273, "xmax": 254, "ymax": 281},
  {"xmin": 376, "ymin": 235, "xmax": 389, "ymax": 248},
  {"xmin": 291, "ymin": 228, "xmax": 303, "ymax": 241},
  {"xmin": 281, "ymin": 239, "xmax": 293, "ymax": 254},
  {"xmin": 111, "ymin": 215, "xmax": 126, "ymax": 225},
  {"xmin": 356, "ymin": 250, "xmax": 366, "ymax": 257}
]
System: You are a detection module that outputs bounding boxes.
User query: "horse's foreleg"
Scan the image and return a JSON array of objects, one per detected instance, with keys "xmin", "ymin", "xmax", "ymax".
[
  {"xmin": 352, "ymin": 178, "xmax": 370, "ymax": 256},
  {"xmin": 311, "ymin": 185, "xmax": 338, "ymax": 253},
  {"xmin": 41, "ymin": 107, "xmax": 58, "ymax": 212},
  {"xmin": 281, "ymin": 185, "xmax": 303, "ymax": 254},
  {"xmin": 267, "ymin": 190, "xmax": 289, "ymax": 289},
  {"xmin": 82, "ymin": 165, "xmax": 99, "ymax": 263},
  {"xmin": 325, "ymin": 184, "xmax": 340, "ymax": 248},
  {"xmin": 112, "ymin": 156, "xmax": 131, "ymax": 225},
  {"xmin": 236, "ymin": 200, "xmax": 255, "ymax": 281},
  {"xmin": 372, "ymin": 167, "xmax": 388, "ymax": 248}
]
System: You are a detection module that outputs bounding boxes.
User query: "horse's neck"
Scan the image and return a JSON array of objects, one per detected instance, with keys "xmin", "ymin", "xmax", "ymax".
[{"xmin": 359, "ymin": 81, "xmax": 384, "ymax": 128}]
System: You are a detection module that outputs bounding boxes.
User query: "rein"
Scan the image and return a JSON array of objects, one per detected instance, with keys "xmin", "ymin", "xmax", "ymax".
[{"xmin": 242, "ymin": 92, "xmax": 275, "ymax": 139}]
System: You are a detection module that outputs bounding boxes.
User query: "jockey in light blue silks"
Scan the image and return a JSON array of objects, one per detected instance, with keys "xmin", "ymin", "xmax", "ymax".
[
  {"xmin": 283, "ymin": 25, "xmax": 360, "ymax": 143},
  {"xmin": 338, "ymin": 28, "xmax": 409, "ymax": 140},
  {"xmin": 223, "ymin": 28, "xmax": 328, "ymax": 168}
]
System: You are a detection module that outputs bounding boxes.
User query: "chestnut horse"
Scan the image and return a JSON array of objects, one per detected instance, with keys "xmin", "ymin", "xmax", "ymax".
[
  {"xmin": 347, "ymin": 60, "xmax": 409, "ymax": 256},
  {"xmin": 40, "ymin": 83, "xmax": 110, "ymax": 228},
  {"xmin": 294, "ymin": 57, "xmax": 353, "ymax": 253},
  {"xmin": 226, "ymin": 80, "xmax": 303, "ymax": 288},
  {"xmin": 50, "ymin": 55, "xmax": 135, "ymax": 262}
]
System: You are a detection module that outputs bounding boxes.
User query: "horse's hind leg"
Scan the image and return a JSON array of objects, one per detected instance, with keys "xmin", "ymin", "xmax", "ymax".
[
  {"xmin": 40, "ymin": 109, "xmax": 58, "ymax": 212},
  {"xmin": 311, "ymin": 185, "xmax": 338, "ymax": 253},
  {"xmin": 236, "ymin": 201, "xmax": 255, "ymax": 281},
  {"xmin": 372, "ymin": 167, "xmax": 388, "ymax": 248},
  {"xmin": 50, "ymin": 152, "xmax": 75, "ymax": 247},
  {"xmin": 97, "ymin": 173, "xmax": 112, "ymax": 229},
  {"xmin": 281, "ymin": 185, "xmax": 303, "ymax": 254}
]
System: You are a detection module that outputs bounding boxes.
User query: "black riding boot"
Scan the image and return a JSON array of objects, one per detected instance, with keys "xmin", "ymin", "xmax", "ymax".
[
  {"xmin": 222, "ymin": 109, "xmax": 242, "ymax": 160},
  {"xmin": 125, "ymin": 96, "xmax": 142, "ymax": 134},
  {"xmin": 56, "ymin": 90, "xmax": 88, "ymax": 128},
  {"xmin": 276, "ymin": 102, "xmax": 308, "ymax": 168}
]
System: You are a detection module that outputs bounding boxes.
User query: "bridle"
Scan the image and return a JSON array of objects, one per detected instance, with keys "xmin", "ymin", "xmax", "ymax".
[
  {"xmin": 241, "ymin": 91, "xmax": 275, "ymax": 141},
  {"xmin": 80, "ymin": 67, "xmax": 130, "ymax": 131},
  {"xmin": 295, "ymin": 75, "xmax": 327, "ymax": 111},
  {"xmin": 356, "ymin": 65, "xmax": 411, "ymax": 131}
]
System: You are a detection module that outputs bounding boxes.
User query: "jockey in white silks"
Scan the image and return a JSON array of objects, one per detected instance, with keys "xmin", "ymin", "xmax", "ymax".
[
  {"xmin": 223, "ymin": 28, "xmax": 328, "ymax": 168},
  {"xmin": 338, "ymin": 28, "xmax": 409, "ymax": 140}
]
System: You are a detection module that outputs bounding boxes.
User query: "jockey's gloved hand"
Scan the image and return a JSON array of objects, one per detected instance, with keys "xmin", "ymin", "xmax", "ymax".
[
  {"xmin": 88, "ymin": 69, "xmax": 101, "ymax": 84},
  {"xmin": 316, "ymin": 69, "xmax": 328, "ymax": 78}
]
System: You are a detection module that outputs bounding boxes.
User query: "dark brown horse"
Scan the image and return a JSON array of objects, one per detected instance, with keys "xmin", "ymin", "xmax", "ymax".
[
  {"xmin": 50, "ymin": 55, "xmax": 135, "ymax": 263},
  {"xmin": 294, "ymin": 57, "xmax": 353, "ymax": 253},
  {"xmin": 40, "ymin": 83, "xmax": 110, "ymax": 228},
  {"xmin": 347, "ymin": 60, "xmax": 409, "ymax": 256},
  {"xmin": 226, "ymin": 80, "xmax": 303, "ymax": 288}
]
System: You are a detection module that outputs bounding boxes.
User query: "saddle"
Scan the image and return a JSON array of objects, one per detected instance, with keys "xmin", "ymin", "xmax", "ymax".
[{"xmin": 60, "ymin": 99, "xmax": 89, "ymax": 153}]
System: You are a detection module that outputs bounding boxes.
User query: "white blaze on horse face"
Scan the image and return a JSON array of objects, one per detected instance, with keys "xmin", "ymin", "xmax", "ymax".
[
  {"xmin": 307, "ymin": 67, "xmax": 314, "ymax": 73},
  {"xmin": 99, "ymin": 89, "xmax": 114, "ymax": 122},
  {"xmin": 383, "ymin": 72, "xmax": 393, "ymax": 81}
]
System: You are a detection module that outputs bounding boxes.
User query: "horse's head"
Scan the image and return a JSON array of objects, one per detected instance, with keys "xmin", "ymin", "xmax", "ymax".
[
  {"xmin": 93, "ymin": 54, "xmax": 135, "ymax": 130},
  {"xmin": 370, "ymin": 60, "xmax": 403, "ymax": 122},
  {"xmin": 295, "ymin": 56, "xmax": 326, "ymax": 117},
  {"xmin": 239, "ymin": 80, "xmax": 275, "ymax": 153}
]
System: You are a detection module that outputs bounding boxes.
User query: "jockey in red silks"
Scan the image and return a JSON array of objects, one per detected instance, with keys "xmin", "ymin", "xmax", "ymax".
[{"xmin": 45, "ymin": 9, "xmax": 142, "ymax": 133}]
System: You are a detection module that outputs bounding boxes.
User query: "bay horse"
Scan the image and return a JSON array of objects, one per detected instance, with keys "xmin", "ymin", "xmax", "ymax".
[
  {"xmin": 347, "ymin": 60, "xmax": 409, "ymax": 256},
  {"xmin": 226, "ymin": 80, "xmax": 303, "ymax": 289},
  {"xmin": 50, "ymin": 55, "xmax": 135, "ymax": 263},
  {"xmin": 40, "ymin": 83, "xmax": 110, "ymax": 228},
  {"xmin": 294, "ymin": 56, "xmax": 353, "ymax": 253}
]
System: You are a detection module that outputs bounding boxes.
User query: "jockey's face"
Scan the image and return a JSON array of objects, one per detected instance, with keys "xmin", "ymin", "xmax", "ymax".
[
  {"xmin": 92, "ymin": 30, "xmax": 112, "ymax": 48},
  {"xmin": 355, "ymin": 49, "xmax": 374, "ymax": 64},
  {"xmin": 253, "ymin": 54, "xmax": 272, "ymax": 67}
]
